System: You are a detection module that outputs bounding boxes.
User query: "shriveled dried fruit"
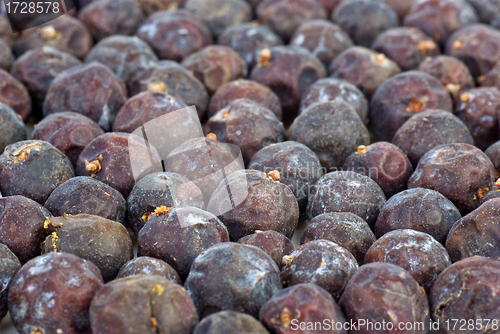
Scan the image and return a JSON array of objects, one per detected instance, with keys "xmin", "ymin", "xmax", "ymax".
[
  {"xmin": 116, "ymin": 256, "xmax": 182, "ymax": 284},
  {"xmin": 238, "ymin": 230, "xmax": 294, "ymax": 268}
]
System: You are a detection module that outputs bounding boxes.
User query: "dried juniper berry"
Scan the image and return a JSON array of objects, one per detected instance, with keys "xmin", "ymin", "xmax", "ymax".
[
  {"xmin": 339, "ymin": 262, "xmax": 430, "ymax": 333},
  {"xmin": 8, "ymin": 252, "xmax": 103, "ymax": 334},
  {"xmin": 299, "ymin": 77, "xmax": 369, "ymax": 125},
  {"xmin": 248, "ymin": 141, "xmax": 324, "ymax": 212},
  {"xmin": 0, "ymin": 103, "xmax": 26, "ymax": 153},
  {"xmin": 90, "ymin": 275, "xmax": 198, "ymax": 334},
  {"xmin": 0, "ymin": 141, "xmax": 74, "ymax": 204},
  {"xmin": 250, "ymin": 46, "xmax": 326, "ymax": 121},
  {"xmin": 289, "ymin": 101, "xmax": 370, "ymax": 171},
  {"xmin": 78, "ymin": 0, "xmax": 144, "ymax": 41},
  {"xmin": 0, "ymin": 39, "xmax": 13, "ymax": 71},
  {"xmin": 485, "ymin": 141, "xmax": 500, "ymax": 171},
  {"xmin": 184, "ymin": 242, "xmax": 282, "ymax": 318},
  {"xmin": 300, "ymin": 212, "xmax": 376, "ymax": 265},
  {"xmin": 256, "ymin": 0, "xmax": 327, "ymax": 41},
  {"xmin": 44, "ymin": 176, "xmax": 126, "ymax": 225},
  {"xmin": 194, "ymin": 310, "xmax": 270, "ymax": 334},
  {"xmin": 404, "ymin": 0, "xmax": 479, "ymax": 45},
  {"xmin": 113, "ymin": 91, "xmax": 187, "ymax": 133},
  {"xmin": 392, "ymin": 109, "xmax": 474, "ymax": 167},
  {"xmin": 430, "ymin": 257, "xmax": 500, "ymax": 334},
  {"xmin": 42, "ymin": 214, "xmax": 133, "ymax": 282},
  {"xmin": 0, "ymin": 14, "xmax": 15, "ymax": 47},
  {"xmin": 374, "ymin": 188, "xmax": 462, "ymax": 244},
  {"xmin": 208, "ymin": 79, "xmax": 282, "ymax": 119},
  {"xmin": 332, "ymin": 0, "xmax": 400, "ymax": 48},
  {"xmin": 0, "ymin": 196, "xmax": 53, "ymax": 263},
  {"xmin": 290, "ymin": 19, "xmax": 353, "ymax": 66},
  {"xmin": 445, "ymin": 23, "xmax": 500, "ymax": 79},
  {"xmin": 181, "ymin": 45, "xmax": 248, "ymax": 94},
  {"xmin": 328, "ymin": 46, "xmax": 401, "ymax": 100},
  {"xmin": 408, "ymin": 143, "xmax": 496, "ymax": 214},
  {"xmin": 207, "ymin": 169, "xmax": 299, "ymax": 240},
  {"xmin": 0, "ymin": 69, "xmax": 32, "ymax": 121},
  {"xmin": 116, "ymin": 256, "xmax": 182, "ymax": 284},
  {"xmin": 418, "ymin": 55, "xmax": 475, "ymax": 100},
  {"xmin": 84, "ymin": 36, "xmax": 157, "ymax": 85},
  {"xmin": 370, "ymin": 71, "xmax": 453, "ymax": 142},
  {"xmin": 217, "ymin": 23, "xmax": 284, "ymax": 70},
  {"xmin": 343, "ymin": 142, "xmax": 413, "ymax": 198},
  {"xmin": 10, "ymin": 46, "xmax": 82, "ymax": 109},
  {"xmin": 478, "ymin": 63, "xmax": 500, "ymax": 89},
  {"xmin": 260, "ymin": 283, "xmax": 347, "ymax": 334},
  {"xmin": 373, "ymin": 0, "xmax": 417, "ymax": 20},
  {"xmin": 43, "ymin": 62, "xmax": 128, "ymax": 131},
  {"xmin": 445, "ymin": 198, "xmax": 500, "ymax": 262},
  {"xmin": 139, "ymin": 0, "xmax": 184, "ymax": 15},
  {"xmin": 128, "ymin": 60, "xmax": 208, "ymax": 118},
  {"xmin": 13, "ymin": 15, "xmax": 93, "ymax": 60},
  {"xmin": 238, "ymin": 230, "xmax": 294, "ymax": 268},
  {"xmin": 138, "ymin": 206, "xmax": 229, "ymax": 280},
  {"xmin": 465, "ymin": 0, "xmax": 500, "ymax": 24},
  {"xmin": 76, "ymin": 132, "xmax": 161, "ymax": 197},
  {"xmin": 454, "ymin": 87, "xmax": 500, "ymax": 150},
  {"xmin": 136, "ymin": 10, "xmax": 212, "ymax": 62},
  {"xmin": 281, "ymin": 239, "xmax": 358, "ymax": 300},
  {"xmin": 185, "ymin": 0, "xmax": 252, "ymax": 37},
  {"xmin": 372, "ymin": 27, "xmax": 440, "ymax": 71},
  {"xmin": 364, "ymin": 229, "xmax": 451, "ymax": 293},
  {"xmin": 306, "ymin": 171, "xmax": 386, "ymax": 227},
  {"xmin": 0, "ymin": 243, "xmax": 20, "ymax": 319},
  {"xmin": 204, "ymin": 99, "xmax": 286, "ymax": 165},
  {"xmin": 127, "ymin": 172, "xmax": 205, "ymax": 236},
  {"xmin": 30, "ymin": 112, "xmax": 104, "ymax": 167}
]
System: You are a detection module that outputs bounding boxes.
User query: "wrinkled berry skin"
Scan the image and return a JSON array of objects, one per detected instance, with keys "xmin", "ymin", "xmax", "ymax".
[
  {"xmin": 0, "ymin": 243, "xmax": 21, "ymax": 319},
  {"xmin": 127, "ymin": 172, "xmax": 205, "ymax": 236},
  {"xmin": 392, "ymin": 109, "xmax": 474, "ymax": 167},
  {"xmin": 0, "ymin": 141, "xmax": 74, "ymax": 205},
  {"xmin": 0, "ymin": 69, "xmax": 32, "ymax": 121},
  {"xmin": 207, "ymin": 169, "xmax": 299, "ymax": 240},
  {"xmin": 205, "ymin": 99, "xmax": 286, "ymax": 165},
  {"xmin": 281, "ymin": 239, "xmax": 358, "ymax": 300},
  {"xmin": 185, "ymin": 242, "xmax": 282, "ymax": 318},
  {"xmin": 128, "ymin": 60, "xmax": 208, "ymax": 118},
  {"xmin": 289, "ymin": 101, "xmax": 370, "ymax": 171},
  {"xmin": 138, "ymin": 207, "xmax": 230, "ymax": 280},
  {"xmin": 430, "ymin": 257, "xmax": 500, "ymax": 334},
  {"xmin": 343, "ymin": 142, "xmax": 413, "ymax": 198},
  {"xmin": 301, "ymin": 212, "xmax": 376, "ymax": 265},
  {"xmin": 369, "ymin": 71, "xmax": 453, "ymax": 142},
  {"xmin": 339, "ymin": 262, "xmax": 430, "ymax": 334},
  {"xmin": 85, "ymin": 36, "xmax": 158, "ymax": 85},
  {"xmin": 364, "ymin": 229, "xmax": 451, "ymax": 293},
  {"xmin": 116, "ymin": 256, "xmax": 182, "ymax": 284},
  {"xmin": 30, "ymin": 112, "xmax": 105, "ymax": 167},
  {"xmin": 445, "ymin": 23, "xmax": 500, "ymax": 79},
  {"xmin": 238, "ymin": 230, "xmax": 294, "ymax": 268},
  {"xmin": 260, "ymin": 283, "xmax": 347, "ymax": 334},
  {"xmin": 408, "ymin": 143, "xmax": 496, "ymax": 214},
  {"xmin": 403, "ymin": 0, "xmax": 479, "ymax": 45},
  {"xmin": 78, "ymin": 0, "xmax": 144, "ymax": 41},
  {"xmin": 374, "ymin": 188, "xmax": 462, "ymax": 245},
  {"xmin": 250, "ymin": 46, "xmax": 326, "ymax": 122},
  {"xmin": 248, "ymin": 141, "xmax": 324, "ymax": 212},
  {"xmin": 90, "ymin": 275, "xmax": 198, "ymax": 334},
  {"xmin": 256, "ymin": 0, "xmax": 327, "ymax": 41},
  {"xmin": 44, "ymin": 176, "xmax": 126, "ymax": 225},
  {"xmin": 300, "ymin": 78, "xmax": 369, "ymax": 125},
  {"xmin": 328, "ymin": 46, "xmax": 401, "ymax": 100},
  {"xmin": 0, "ymin": 103, "xmax": 26, "ymax": 153},
  {"xmin": 8, "ymin": 253, "xmax": 104, "ymax": 334},
  {"xmin": 10, "ymin": 47, "xmax": 82, "ymax": 108},
  {"xmin": 136, "ymin": 10, "xmax": 212, "ymax": 62},
  {"xmin": 446, "ymin": 198, "xmax": 500, "ymax": 262},
  {"xmin": 43, "ymin": 62, "xmax": 128, "ymax": 131},
  {"xmin": 182, "ymin": 45, "xmax": 248, "ymax": 94},
  {"xmin": 194, "ymin": 310, "xmax": 270, "ymax": 334},
  {"xmin": 208, "ymin": 79, "xmax": 282, "ymax": 119},
  {"xmin": 332, "ymin": 0, "xmax": 400, "ymax": 47}
]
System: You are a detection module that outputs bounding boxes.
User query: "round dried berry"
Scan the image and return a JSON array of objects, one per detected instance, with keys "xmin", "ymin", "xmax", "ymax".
[
  {"xmin": 0, "ymin": 69, "xmax": 32, "ymax": 121},
  {"xmin": 238, "ymin": 230, "xmax": 294, "ymax": 268},
  {"xmin": 0, "ymin": 243, "xmax": 21, "ymax": 319},
  {"xmin": 116, "ymin": 256, "xmax": 182, "ymax": 284},
  {"xmin": 0, "ymin": 103, "xmax": 26, "ymax": 153},
  {"xmin": 194, "ymin": 310, "xmax": 270, "ymax": 334}
]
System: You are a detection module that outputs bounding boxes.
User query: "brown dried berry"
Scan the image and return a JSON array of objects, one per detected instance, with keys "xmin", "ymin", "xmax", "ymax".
[
  {"xmin": 0, "ymin": 243, "xmax": 21, "ymax": 319},
  {"xmin": 117, "ymin": 256, "xmax": 182, "ymax": 284},
  {"xmin": 238, "ymin": 230, "xmax": 294, "ymax": 268},
  {"xmin": 0, "ymin": 69, "xmax": 32, "ymax": 121}
]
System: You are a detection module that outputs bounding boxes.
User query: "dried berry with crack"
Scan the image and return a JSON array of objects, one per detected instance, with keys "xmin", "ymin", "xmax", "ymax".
[
  {"xmin": 0, "ymin": 243, "xmax": 21, "ymax": 319},
  {"xmin": 194, "ymin": 310, "xmax": 270, "ymax": 334},
  {"xmin": 238, "ymin": 230, "xmax": 294, "ymax": 268},
  {"xmin": 0, "ymin": 69, "xmax": 32, "ymax": 121},
  {"xmin": 116, "ymin": 256, "xmax": 182, "ymax": 284},
  {"xmin": 0, "ymin": 103, "xmax": 26, "ymax": 153}
]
